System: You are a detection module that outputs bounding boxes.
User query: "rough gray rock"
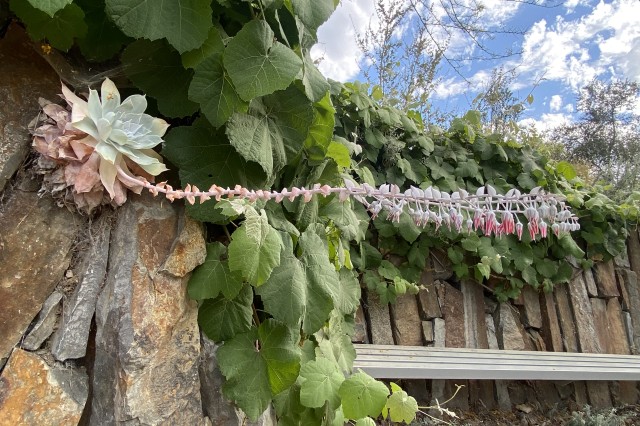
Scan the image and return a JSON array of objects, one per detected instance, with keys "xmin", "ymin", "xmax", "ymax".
[
  {"xmin": 521, "ymin": 286, "xmax": 542, "ymax": 330},
  {"xmin": 390, "ymin": 294, "xmax": 423, "ymax": 346},
  {"xmin": 0, "ymin": 24, "xmax": 61, "ymax": 192},
  {"xmin": 567, "ymin": 274, "xmax": 602, "ymax": 353},
  {"xmin": 461, "ymin": 280, "xmax": 488, "ymax": 349},
  {"xmin": 90, "ymin": 193, "xmax": 207, "ymax": 425},
  {"xmin": 495, "ymin": 303, "xmax": 527, "ymax": 351},
  {"xmin": 366, "ymin": 293, "xmax": 394, "ymax": 345},
  {"xmin": 618, "ymin": 270, "xmax": 640, "ymax": 352},
  {"xmin": 21, "ymin": 290, "xmax": 63, "ymax": 351},
  {"xmin": 485, "ymin": 314, "xmax": 511, "ymax": 410},
  {"xmin": 0, "ymin": 187, "xmax": 79, "ymax": 363},
  {"xmin": 51, "ymin": 212, "xmax": 112, "ymax": 361}
]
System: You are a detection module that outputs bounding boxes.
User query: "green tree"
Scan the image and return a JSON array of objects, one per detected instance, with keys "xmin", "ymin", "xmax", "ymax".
[{"xmin": 551, "ymin": 79, "xmax": 640, "ymax": 199}]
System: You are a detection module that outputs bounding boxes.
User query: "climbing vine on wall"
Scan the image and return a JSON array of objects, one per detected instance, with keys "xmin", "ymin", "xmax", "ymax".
[{"xmin": 11, "ymin": 0, "xmax": 640, "ymax": 424}]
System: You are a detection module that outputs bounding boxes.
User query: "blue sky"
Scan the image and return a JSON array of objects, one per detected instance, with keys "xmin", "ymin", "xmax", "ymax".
[{"xmin": 311, "ymin": 0, "xmax": 640, "ymax": 130}]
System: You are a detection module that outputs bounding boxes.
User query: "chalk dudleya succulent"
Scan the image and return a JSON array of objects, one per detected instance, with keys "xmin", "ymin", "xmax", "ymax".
[
  {"xmin": 33, "ymin": 78, "xmax": 169, "ymax": 213},
  {"xmin": 64, "ymin": 78, "xmax": 169, "ymax": 195}
]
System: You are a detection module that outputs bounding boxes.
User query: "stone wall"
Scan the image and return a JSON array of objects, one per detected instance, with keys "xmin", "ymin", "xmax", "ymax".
[
  {"xmin": 356, "ymin": 234, "xmax": 640, "ymax": 412},
  {"xmin": 2, "ymin": 23, "xmax": 640, "ymax": 425}
]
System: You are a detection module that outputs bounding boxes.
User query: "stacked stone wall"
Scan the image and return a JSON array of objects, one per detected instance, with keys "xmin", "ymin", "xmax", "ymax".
[{"xmin": 355, "ymin": 231, "xmax": 640, "ymax": 412}]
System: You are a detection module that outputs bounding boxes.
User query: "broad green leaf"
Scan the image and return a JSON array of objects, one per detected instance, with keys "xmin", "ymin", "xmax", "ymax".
[
  {"xmin": 476, "ymin": 263, "xmax": 491, "ymax": 280},
  {"xmin": 383, "ymin": 382, "xmax": 418, "ymax": 423},
  {"xmin": 299, "ymin": 230, "xmax": 341, "ymax": 333},
  {"xmin": 581, "ymin": 228, "xmax": 605, "ymax": 244},
  {"xmin": 121, "ymin": 39, "xmax": 198, "ymax": 118},
  {"xmin": 339, "ymin": 372, "xmax": 390, "ymax": 420},
  {"xmin": 290, "ymin": 0, "xmax": 336, "ymax": 33},
  {"xmin": 553, "ymin": 260, "xmax": 573, "ymax": 283},
  {"xmin": 162, "ymin": 121, "xmax": 268, "ymax": 223},
  {"xmin": 457, "ymin": 160, "xmax": 480, "ymax": 178},
  {"xmin": 447, "ymin": 246, "xmax": 464, "ymax": 264},
  {"xmin": 224, "ymin": 20, "xmax": 302, "ymax": 101},
  {"xmin": 11, "ymin": 1, "xmax": 87, "ymax": 51},
  {"xmin": 522, "ymin": 265, "xmax": 538, "ymax": 285},
  {"xmin": 274, "ymin": 383, "xmax": 305, "ymax": 425},
  {"xmin": 189, "ymin": 53, "xmax": 246, "ymax": 127},
  {"xmin": 378, "ymin": 260, "xmax": 400, "ymax": 280},
  {"xmin": 558, "ymin": 234, "xmax": 585, "ymax": 258},
  {"xmin": 395, "ymin": 212, "xmax": 421, "ymax": 243},
  {"xmin": 182, "ymin": 26, "xmax": 225, "ymax": 69},
  {"xmin": 27, "ymin": 0, "xmax": 72, "ymax": 17},
  {"xmin": 319, "ymin": 197, "xmax": 362, "ymax": 241},
  {"xmin": 76, "ymin": 0, "xmax": 130, "ymax": 62},
  {"xmin": 218, "ymin": 319, "xmax": 301, "ymax": 420},
  {"xmin": 228, "ymin": 208, "xmax": 282, "ymax": 286},
  {"xmin": 326, "ymin": 141, "xmax": 351, "ymax": 168},
  {"xmin": 407, "ymin": 241, "xmax": 429, "ymax": 269},
  {"xmin": 355, "ymin": 418, "xmax": 376, "ymax": 426},
  {"xmin": 256, "ymin": 230, "xmax": 339, "ymax": 334},
  {"xmin": 198, "ymin": 284, "xmax": 253, "ymax": 342},
  {"xmin": 265, "ymin": 204, "xmax": 300, "ymax": 237},
  {"xmin": 336, "ymin": 269, "xmax": 361, "ymax": 315},
  {"xmin": 188, "ymin": 242, "xmax": 244, "ymax": 300},
  {"xmin": 461, "ymin": 234, "xmax": 481, "ymax": 252},
  {"xmin": 517, "ymin": 172, "xmax": 537, "ymax": 190},
  {"xmin": 226, "ymin": 86, "xmax": 313, "ymax": 176},
  {"xmin": 305, "ymin": 94, "xmax": 335, "ymax": 161},
  {"xmin": 301, "ymin": 50, "xmax": 330, "ymax": 102},
  {"xmin": 512, "ymin": 244, "xmax": 534, "ymax": 270},
  {"xmin": 478, "ymin": 237, "xmax": 509, "ymax": 258},
  {"xmin": 536, "ymin": 258, "xmax": 558, "ymax": 279},
  {"xmin": 359, "ymin": 242, "xmax": 382, "ymax": 270},
  {"xmin": 316, "ymin": 332, "xmax": 356, "ymax": 373},
  {"xmin": 396, "ymin": 158, "xmax": 419, "ymax": 183},
  {"xmin": 299, "ymin": 358, "xmax": 344, "ymax": 408},
  {"xmin": 556, "ymin": 161, "xmax": 577, "ymax": 180},
  {"xmin": 255, "ymin": 241, "xmax": 308, "ymax": 328},
  {"xmin": 105, "ymin": 0, "xmax": 212, "ymax": 53}
]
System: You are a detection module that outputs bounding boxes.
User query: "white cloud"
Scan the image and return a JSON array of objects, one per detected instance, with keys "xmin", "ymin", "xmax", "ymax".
[
  {"xmin": 519, "ymin": 113, "xmax": 573, "ymax": 132},
  {"xmin": 432, "ymin": 69, "xmax": 492, "ymax": 99},
  {"xmin": 517, "ymin": 0, "xmax": 640, "ymax": 90},
  {"xmin": 311, "ymin": 0, "xmax": 375, "ymax": 81},
  {"xmin": 564, "ymin": 0, "xmax": 588, "ymax": 14},
  {"xmin": 313, "ymin": 0, "xmax": 526, "ymax": 82},
  {"xmin": 550, "ymin": 95, "xmax": 563, "ymax": 112}
]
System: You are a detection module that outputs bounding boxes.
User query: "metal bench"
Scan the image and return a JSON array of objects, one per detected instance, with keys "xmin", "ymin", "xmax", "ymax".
[{"xmin": 353, "ymin": 344, "xmax": 640, "ymax": 381}]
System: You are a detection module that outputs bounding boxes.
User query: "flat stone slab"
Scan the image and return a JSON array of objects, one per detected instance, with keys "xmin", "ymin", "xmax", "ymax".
[
  {"xmin": 21, "ymin": 290, "xmax": 63, "ymax": 351},
  {"xmin": 0, "ymin": 348, "xmax": 88, "ymax": 424},
  {"xmin": 0, "ymin": 189, "xmax": 79, "ymax": 362},
  {"xmin": 0, "ymin": 24, "xmax": 61, "ymax": 192},
  {"xmin": 51, "ymin": 213, "xmax": 112, "ymax": 361},
  {"xmin": 391, "ymin": 294, "xmax": 423, "ymax": 346}
]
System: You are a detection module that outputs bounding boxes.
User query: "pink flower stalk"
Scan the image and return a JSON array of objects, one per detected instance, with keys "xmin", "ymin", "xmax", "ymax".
[{"xmin": 115, "ymin": 170, "xmax": 580, "ymax": 240}]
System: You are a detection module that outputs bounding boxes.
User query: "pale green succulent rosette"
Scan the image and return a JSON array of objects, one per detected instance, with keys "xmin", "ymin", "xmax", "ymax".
[{"xmin": 67, "ymin": 78, "xmax": 169, "ymax": 199}]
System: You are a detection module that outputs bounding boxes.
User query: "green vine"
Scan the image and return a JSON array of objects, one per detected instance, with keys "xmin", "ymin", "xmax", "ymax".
[{"xmin": 11, "ymin": 0, "xmax": 640, "ymax": 424}]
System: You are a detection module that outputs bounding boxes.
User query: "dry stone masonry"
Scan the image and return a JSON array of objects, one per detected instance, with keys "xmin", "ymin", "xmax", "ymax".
[{"xmin": 1, "ymin": 23, "xmax": 640, "ymax": 425}]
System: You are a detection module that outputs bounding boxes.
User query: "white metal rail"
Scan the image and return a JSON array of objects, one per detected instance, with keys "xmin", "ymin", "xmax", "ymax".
[{"xmin": 353, "ymin": 345, "xmax": 640, "ymax": 381}]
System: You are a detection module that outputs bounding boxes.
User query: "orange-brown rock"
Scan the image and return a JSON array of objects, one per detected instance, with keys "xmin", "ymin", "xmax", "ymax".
[
  {"xmin": 90, "ymin": 193, "xmax": 207, "ymax": 425},
  {"xmin": 0, "ymin": 348, "xmax": 88, "ymax": 425}
]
